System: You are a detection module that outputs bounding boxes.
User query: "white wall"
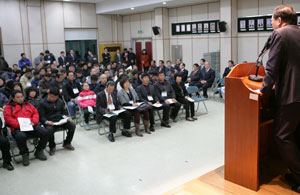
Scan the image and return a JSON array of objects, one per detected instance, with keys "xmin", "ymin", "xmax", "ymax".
[{"xmin": 0, "ymin": 0, "xmax": 97, "ymax": 66}]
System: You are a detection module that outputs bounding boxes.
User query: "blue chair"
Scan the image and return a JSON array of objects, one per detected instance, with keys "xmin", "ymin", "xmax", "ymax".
[
  {"xmin": 212, "ymin": 78, "xmax": 225, "ymax": 98},
  {"xmin": 186, "ymin": 86, "xmax": 208, "ymax": 113}
]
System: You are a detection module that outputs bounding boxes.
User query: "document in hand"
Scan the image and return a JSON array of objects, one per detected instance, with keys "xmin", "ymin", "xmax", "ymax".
[
  {"xmin": 104, "ymin": 109, "xmax": 126, "ymax": 118},
  {"xmin": 53, "ymin": 118, "xmax": 69, "ymax": 126},
  {"xmin": 153, "ymin": 103, "xmax": 163, "ymax": 108},
  {"xmin": 187, "ymin": 97, "xmax": 195, "ymax": 102},
  {"xmin": 123, "ymin": 102, "xmax": 144, "ymax": 110},
  {"xmin": 166, "ymin": 99, "xmax": 174, "ymax": 104},
  {"xmin": 17, "ymin": 117, "xmax": 33, "ymax": 131}
]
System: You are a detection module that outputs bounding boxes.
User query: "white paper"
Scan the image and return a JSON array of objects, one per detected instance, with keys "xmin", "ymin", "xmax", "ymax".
[
  {"xmin": 113, "ymin": 110, "xmax": 125, "ymax": 115},
  {"xmin": 137, "ymin": 102, "xmax": 144, "ymax": 106},
  {"xmin": 87, "ymin": 106, "xmax": 93, "ymax": 113},
  {"xmin": 53, "ymin": 118, "xmax": 68, "ymax": 126},
  {"xmin": 26, "ymin": 82, "xmax": 32, "ymax": 87},
  {"xmin": 123, "ymin": 106, "xmax": 137, "ymax": 110},
  {"xmin": 153, "ymin": 103, "xmax": 162, "ymax": 108},
  {"xmin": 108, "ymin": 104, "xmax": 115, "ymax": 110},
  {"xmin": 147, "ymin": 96, "xmax": 154, "ymax": 101},
  {"xmin": 125, "ymin": 66, "xmax": 132, "ymax": 71},
  {"xmin": 104, "ymin": 109, "xmax": 125, "ymax": 118},
  {"xmin": 249, "ymin": 93, "xmax": 259, "ymax": 101},
  {"xmin": 73, "ymin": 88, "xmax": 79, "ymax": 94},
  {"xmin": 162, "ymin": 91, "xmax": 167, "ymax": 97},
  {"xmin": 129, "ymin": 100, "xmax": 134, "ymax": 104},
  {"xmin": 18, "ymin": 117, "xmax": 33, "ymax": 131},
  {"xmin": 166, "ymin": 99, "xmax": 174, "ymax": 104},
  {"xmin": 0, "ymin": 112, "xmax": 5, "ymax": 128},
  {"xmin": 187, "ymin": 97, "xmax": 195, "ymax": 102}
]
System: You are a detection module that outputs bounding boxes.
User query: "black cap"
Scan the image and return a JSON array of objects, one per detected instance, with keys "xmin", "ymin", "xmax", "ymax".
[{"xmin": 45, "ymin": 73, "xmax": 52, "ymax": 77}]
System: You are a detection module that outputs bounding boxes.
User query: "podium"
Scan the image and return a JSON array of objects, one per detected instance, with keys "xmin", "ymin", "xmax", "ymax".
[{"xmin": 224, "ymin": 63, "xmax": 276, "ymax": 191}]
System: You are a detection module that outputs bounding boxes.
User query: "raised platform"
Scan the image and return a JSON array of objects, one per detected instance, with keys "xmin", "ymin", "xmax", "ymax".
[{"xmin": 164, "ymin": 166, "xmax": 298, "ymax": 195}]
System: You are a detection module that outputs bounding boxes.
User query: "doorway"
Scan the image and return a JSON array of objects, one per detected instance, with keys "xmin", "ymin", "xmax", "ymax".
[{"xmin": 133, "ymin": 39, "xmax": 152, "ymax": 71}]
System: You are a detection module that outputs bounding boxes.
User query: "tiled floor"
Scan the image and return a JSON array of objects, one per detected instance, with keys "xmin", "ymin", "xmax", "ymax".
[{"xmin": 0, "ymin": 99, "xmax": 225, "ymax": 195}]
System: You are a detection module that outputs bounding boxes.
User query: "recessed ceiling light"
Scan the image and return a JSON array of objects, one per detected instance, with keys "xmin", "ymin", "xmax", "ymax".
[
  {"xmin": 162, "ymin": 2, "xmax": 167, "ymax": 4},
  {"xmin": 131, "ymin": 7, "xmax": 135, "ymax": 10}
]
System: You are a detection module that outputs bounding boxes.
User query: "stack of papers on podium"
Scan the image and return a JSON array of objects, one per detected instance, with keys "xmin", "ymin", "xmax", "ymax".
[{"xmin": 104, "ymin": 110, "xmax": 126, "ymax": 118}]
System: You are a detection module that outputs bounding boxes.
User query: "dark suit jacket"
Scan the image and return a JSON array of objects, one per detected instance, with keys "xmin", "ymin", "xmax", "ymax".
[
  {"xmin": 62, "ymin": 80, "xmax": 82, "ymax": 102},
  {"xmin": 102, "ymin": 52, "xmax": 111, "ymax": 65},
  {"xmin": 223, "ymin": 67, "xmax": 233, "ymax": 78},
  {"xmin": 136, "ymin": 84, "xmax": 158, "ymax": 103},
  {"xmin": 261, "ymin": 25, "xmax": 300, "ymax": 106},
  {"xmin": 96, "ymin": 90, "xmax": 121, "ymax": 123},
  {"xmin": 156, "ymin": 66, "xmax": 166, "ymax": 73},
  {"xmin": 58, "ymin": 56, "xmax": 67, "ymax": 66},
  {"xmin": 67, "ymin": 54, "xmax": 77, "ymax": 65},
  {"xmin": 87, "ymin": 55, "xmax": 97, "ymax": 64},
  {"xmin": 179, "ymin": 69, "xmax": 188, "ymax": 82},
  {"xmin": 172, "ymin": 82, "xmax": 188, "ymax": 103},
  {"xmin": 154, "ymin": 80, "xmax": 176, "ymax": 102},
  {"xmin": 189, "ymin": 69, "xmax": 202, "ymax": 85},
  {"xmin": 201, "ymin": 68, "xmax": 215, "ymax": 86}
]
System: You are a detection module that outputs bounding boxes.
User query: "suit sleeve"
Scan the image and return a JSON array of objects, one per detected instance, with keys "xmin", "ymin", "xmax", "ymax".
[{"xmin": 260, "ymin": 31, "xmax": 284, "ymax": 95}]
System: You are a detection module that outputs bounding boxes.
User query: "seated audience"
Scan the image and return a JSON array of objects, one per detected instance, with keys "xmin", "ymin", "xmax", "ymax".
[
  {"xmin": 89, "ymin": 74, "xmax": 99, "ymax": 93},
  {"xmin": 18, "ymin": 53, "xmax": 32, "ymax": 68},
  {"xmin": 172, "ymin": 74, "xmax": 196, "ymax": 121},
  {"xmin": 96, "ymin": 81, "xmax": 132, "ymax": 142},
  {"xmin": 44, "ymin": 50, "xmax": 56, "ymax": 65},
  {"xmin": 157, "ymin": 60, "xmax": 166, "ymax": 73},
  {"xmin": 178, "ymin": 63, "xmax": 188, "ymax": 83},
  {"xmin": 58, "ymin": 51, "xmax": 67, "ymax": 66},
  {"xmin": 20, "ymin": 68, "xmax": 33, "ymax": 89},
  {"xmin": 154, "ymin": 72, "xmax": 181, "ymax": 127},
  {"xmin": 62, "ymin": 71, "xmax": 82, "ymax": 120},
  {"xmin": 50, "ymin": 72, "xmax": 64, "ymax": 93},
  {"xmin": 34, "ymin": 53, "xmax": 45, "ymax": 67},
  {"xmin": 0, "ymin": 80, "xmax": 14, "ymax": 99},
  {"xmin": 39, "ymin": 73, "xmax": 52, "ymax": 98},
  {"xmin": 136, "ymin": 73, "xmax": 159, "ymax": 132},
  {"xmin": 0, "ymin": 77, "xmax": 5, "ymax": 89},
  {"xmin": 31, "ymin": 71, "xmax": 41, "ymax": 89},
  {"xmin": 148, "ymin": 60, "xmax": 157, "ymax": 73},
  {"xmin": 38, "ymin": 87, "xmax": 76, "ymax": 155},
  {"xmin": 14, "ymin": 70, "xmax": 22, "ymax": 82},
  {"xmin": 118, "ymin": 78, "xmax": 151, "ymax": 136},
  {"xmin": 223, "ymin": 60, "xmax": 235, "ymax": 78},
  {"xmin": 25, "ymin": 87, "xmax": 41, "ymax": 109},
  {"xmin": 187, "ymin": 63, "xmax": 202, "ymax": 88},
  {"xmin": 165, "ymin": 60, "xmax": 174, "ymax": 81},
  {"xmin": 78, "ymin": 83, "xmax": 96, "ymax": 130},
  {"xmin": 4, "ymin": 90, "xmax": 50, "ymax": 166},
  {"xmin": 94, "ymin": 74, "xmax": 107, "ymax": 94},
  {"xmin": 130, "ymin": 70, "xmax": 141, "ymax": 89},
  {"xmin": 0, "ymin": 118, "xmax": 14, "ymax": 171},
  {"xmin": 199, "ymin": 61, "xmax": 215, "ymax": 98}
]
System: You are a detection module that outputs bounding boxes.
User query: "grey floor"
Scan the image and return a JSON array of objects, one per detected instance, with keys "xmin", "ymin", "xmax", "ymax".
[{"xmin": 0, "ymin": 99, "xmax": 224, "ymax": 195}]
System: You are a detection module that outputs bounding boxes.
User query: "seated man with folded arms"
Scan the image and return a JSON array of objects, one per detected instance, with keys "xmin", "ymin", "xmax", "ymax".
[
  {"xmin": 154, "ymin": 72, "xmax": 181, "ymax": 127},
  {"xmin": 187, "ymin": 63, "xmax": 202, "ymax": 88},
  {"xmin": 96, "ymin": 81, "xmax": 132, "ymax": 142},
  {"xmin": 38, "ymin": 87, "xmax": 76, "ymax": 155},
  {"xmin": 4, "ymin": 90, "xmax": 50, "ymax": 166},
  {"xmin": 136, "ymin": 73, "xmax": 159, "ymax": 132},
  {"xmin": 199, "ymin": 61, "xmax": 215, "ymax": 98}
]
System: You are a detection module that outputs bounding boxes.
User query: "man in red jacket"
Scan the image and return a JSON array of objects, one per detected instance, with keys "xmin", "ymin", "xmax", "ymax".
[{"xmin": 4, "ymin": 90, "xmax": 50, "ymax": 166}]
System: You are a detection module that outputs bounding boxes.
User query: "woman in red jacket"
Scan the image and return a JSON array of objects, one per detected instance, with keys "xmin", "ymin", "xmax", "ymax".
[
  {"xmin": 77, "ymin": 82, "xmax": 96, "ymax": 130},
  {"xmin": 3, "ymin": 90, "xmax": 50, "ymax": 166},
  {"xmin": 141, "ymin": 49, "xmax": 150, "ymax": 73}
]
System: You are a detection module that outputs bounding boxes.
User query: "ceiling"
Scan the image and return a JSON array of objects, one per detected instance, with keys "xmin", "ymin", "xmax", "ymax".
[{"xmin": 60, "ymin": 0, "xmax": 218, "ymax": 15}]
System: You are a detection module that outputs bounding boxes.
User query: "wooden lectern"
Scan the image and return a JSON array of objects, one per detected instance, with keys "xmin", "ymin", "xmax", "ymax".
[{"xmin": 225, "ymin": 63, "xmax": 275, "ymax": 191}]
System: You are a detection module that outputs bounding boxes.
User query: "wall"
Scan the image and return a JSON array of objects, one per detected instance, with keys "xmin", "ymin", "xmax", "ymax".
[{"xmin": 0, "ymin": 0, "xmax": 96, "ymax": 66}]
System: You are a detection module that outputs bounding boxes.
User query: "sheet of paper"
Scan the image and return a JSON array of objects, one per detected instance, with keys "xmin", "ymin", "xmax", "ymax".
[
  {"xmin": 53, "ymin": 118, "xmax": 68, "ymax": 126},
  {"xmin": 153, "ymin": 103, "xmax": 162, "ymax": 108},
  {"xmin": 113, "ymin": 110, "xmax": 125, "ymax": 115},
  {"xmin": 73, "ymin": 88, "xmax": 79, "ymax": 94},
  {"xmin": 123, "ymin": 106, "xmax": 137, "ymax": 110},
  {"xmin": 125, "ymin": 66, "xmax": 132, "ymax": 71},
  {"xmin": 166, "ymin": 99, "xmax": 174, "ymax": 104},
  {"xmin": 0, "ymin": 112, "xmax": 5, "ymax": 128},
  {"xmin": 18, "ymin": 117, "xmax": 33, "ymax": 131},
  {"xmin": 147, "ymin": 96, "xmax": 154, "ymax": 101},
  {"xmin": 87, "ymin": 106, "xmax": 94, "ymax": 113},
  {"xmin": 187, "ymin": 97, "xmax": 195, "ymax": 102},
  {"xmin": 104, "ymin": 113, "xmax": 115, "ymax": 118},
  {"xmin": 137, "ymin": 102, "xmax": 144, "ymax": 106}
]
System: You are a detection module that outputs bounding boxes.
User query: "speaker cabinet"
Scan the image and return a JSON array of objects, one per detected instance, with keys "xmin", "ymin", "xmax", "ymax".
[
  {"xmin": 219, "ymin": 21, "xmax": 227, "ymax": 32},
  {"xmin": 152, "ymin": 26, "xmax": 160, "ymax": 35}
]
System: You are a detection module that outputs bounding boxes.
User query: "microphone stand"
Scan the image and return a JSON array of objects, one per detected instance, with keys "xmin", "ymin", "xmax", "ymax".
[{"xmin": 248, "ymin": 47, "xmax": 269, "ymax": 82}]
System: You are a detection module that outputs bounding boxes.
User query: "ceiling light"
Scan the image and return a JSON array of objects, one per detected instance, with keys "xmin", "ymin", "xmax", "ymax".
[
  {"xmin": 131, "ymin": 7, "xmax": 135, "ymax": 10},
  {"xmin": 162, "ymin": 2, "xmax": 167, "ymax": 5}
]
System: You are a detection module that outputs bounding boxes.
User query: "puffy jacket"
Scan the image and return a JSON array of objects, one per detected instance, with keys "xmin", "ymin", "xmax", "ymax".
[
  {"xmin": 38, "ymin": 97, "xmax": 67, "ymax": 124},
  {"xmin": 3, "ymin": 101, "xmax": 39, "ymax": 132},
  {"xmin": 77, "ymin": 90, "xmax": 96, "ymax": 108}
]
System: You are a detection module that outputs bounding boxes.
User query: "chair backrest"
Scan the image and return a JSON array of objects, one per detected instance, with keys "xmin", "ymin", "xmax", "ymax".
[
  {"xmin": 186, "ymin": 86, "xmax": 199, "ymax": 95},
  {"xmin": 215, "ymin": 71, "xmax": 221, "ymax": 79},
  {"xmin": 220, "ymin": 78, "xmax": 225, "ymax": 85}
]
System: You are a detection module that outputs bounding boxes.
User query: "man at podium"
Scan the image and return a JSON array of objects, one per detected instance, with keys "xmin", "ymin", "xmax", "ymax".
[{"xmin": 258, "ymin": 5, "xmax": 300, "ymax": 193}]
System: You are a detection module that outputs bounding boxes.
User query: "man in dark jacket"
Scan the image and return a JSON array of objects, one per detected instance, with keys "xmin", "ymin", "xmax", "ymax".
[
  {"xmin": 102, "ymin": 48, "xmax": 111, "ymax": 66},
  {"xmin": 223, "ymin": 60, "xmax": 235, "ymax": 78},
  {"xmin": 96, "ymin": 81, "xmax": 132, "ymax": 142},
  {"xmin": 258, "ymin": 6, "xmax": 300, "ymax": 193},
  {"xmin": 128, "ymin": 48, "xmax": 136, "ymax": 66},
  {"xmin": 199, "ymin": 61, "xmax": 215, "ymax": 98},
  {"xmin": 31, "ymin": 71, "xmax": 41, "ymax": 89},
  {"xmin": 0, "ymin": 118, "xmax": 14, "ymax": 171},
  {"xmin": 63, "ymin": 71, "xmax": 81, "ymax": 120},
  {"xmin": 154, "ymin": 72, "xmax": 181, "ymax": 127},
  {"xmin": 3, "ymin": 90, "xmax": 50, "ymax": 166},
  {"xmin": 67, "ymin": 50, "xmax": 77, "ymax": 65},
  {"xmin": 136, "ymin": 73, "xmax": 159, "ymax": 131},
  {"xmin": 188, "ymin": 63, "xmax": 202, "ymax": 87},
  {"xmin": 38, "ymin": 87, "xmax": 76, "ymax": 155},
  {"xmin": 58, "ymin": 51, "xmax": 67, "ymax": 66},
  {"xmin": 39, "ymin": 73, "xmax": 52, "ymax": 98},
  {"xmin": 44, "ymin": 50, "xmax": 56, "ymax": 65},
  {"xmin": 178, "ymin": 63, "xmax": 188, "ymax": 83},
  {"xmin": 94, "ymin": 74, "xmax": 107, "ymax": 94}
]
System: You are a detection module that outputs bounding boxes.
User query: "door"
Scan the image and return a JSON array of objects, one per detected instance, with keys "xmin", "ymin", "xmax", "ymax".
[
  {"xmin": 135, "ymin": 42, "xmax": 142, "ymax": 71},
  {"xmin": 145, "ymin": 41, "xmax": 152, "ymax": 64}
]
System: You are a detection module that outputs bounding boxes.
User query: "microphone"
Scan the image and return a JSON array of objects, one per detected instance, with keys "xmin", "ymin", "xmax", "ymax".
[{"xmin": 249, "ymin": 35, "xmax": 272, "ymax": 82}]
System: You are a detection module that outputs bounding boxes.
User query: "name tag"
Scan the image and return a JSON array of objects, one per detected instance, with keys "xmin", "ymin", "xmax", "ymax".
[
  {"xmin": 60, "ymin": 89, "xmax": 62, "ymax": 93},
  {"xmin": 87, "ymin": 106, "xmax": 93, "ymax": 113},
  {"xmin": 147, "ymin": 96, "xmax": 154, "ymax": 101},
  {"xmin": 26, "ymin": 82, "xmax": 32, "ymax": 87},
  {"xmin": 108, "ymin": 104, "xmax": 115, "ymax": 110},
  {"xmin": 129, "ymin": 100, "xmax": 134, "ymax": 104},
  {"xmin": 162, "ymin": 91, "xmax": 167, "ymax": 97},
  {"xmin": 73, "ymin": 88, "xmax": 79, "ymax": 94}
]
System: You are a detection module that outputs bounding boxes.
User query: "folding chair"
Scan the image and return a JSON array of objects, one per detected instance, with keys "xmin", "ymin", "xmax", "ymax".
[
  {"xmin": 62, "ymin": 95, "xmax": 78, "ymax": 125},
  {"xmin": 186, "ymin": 86, "xmax": 208, "ymax": 113},
  {"xmin": 78, "ymin": 106, "xmax": 97, "ymax": 130},
  {"xmin": 212, "ymin": 78, "xmax": 225, "ymax": 98}
]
